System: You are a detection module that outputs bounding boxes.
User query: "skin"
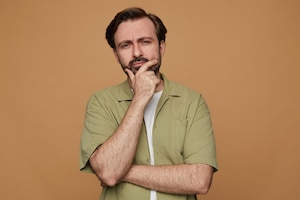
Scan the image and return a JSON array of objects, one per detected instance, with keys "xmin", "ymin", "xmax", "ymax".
[{"xmin": 89, "ymin": 17, "xmax": 213, "ymax": 195}]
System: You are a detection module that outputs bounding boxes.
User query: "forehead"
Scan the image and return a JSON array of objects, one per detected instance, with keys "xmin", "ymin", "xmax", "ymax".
[{"xmin": 114, "ymin": 17, "xmax": 157, "ymax": 43}]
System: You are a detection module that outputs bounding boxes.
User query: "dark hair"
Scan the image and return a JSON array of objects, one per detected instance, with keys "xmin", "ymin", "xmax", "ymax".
[{"xmin": 105, "ymin": 7, "xmax": 167, "ymax": 49}]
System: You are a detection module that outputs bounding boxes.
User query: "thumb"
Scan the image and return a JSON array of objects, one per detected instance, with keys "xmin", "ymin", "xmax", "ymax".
[{"xmin": 125, "ymin": 68, "xmax": 134, "ymax": 81}]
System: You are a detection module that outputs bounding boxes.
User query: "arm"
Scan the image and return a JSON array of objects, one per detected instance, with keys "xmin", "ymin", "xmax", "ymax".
[
  {"xmin": 89, "ymin": 60, "xmax": 161, "ymax": 186},
  {"xmin": 122, "ymin": 163, "xmax": 214, "ymax": 195},
  {"xmin": 121, "ymin": 93, "xmax": 216, "ymax": 195},
  {"xmin": 89, "ymin": 99, "xmax": 145, "ymax": 186}
]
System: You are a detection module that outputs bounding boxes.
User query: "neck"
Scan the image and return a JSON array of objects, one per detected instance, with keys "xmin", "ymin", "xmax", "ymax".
[{"xmin": 155, "ymin": 72, "xmax": 164, "ymax": 92}]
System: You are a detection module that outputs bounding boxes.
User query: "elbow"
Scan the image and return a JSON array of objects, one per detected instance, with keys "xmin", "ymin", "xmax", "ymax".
[
  {"xmin": 196, "ymin": 184, "xmax": 211, "ymax": 195},
  {"xmin": 196, "ymin": 165, "xmax": 213, "ymax": 195},
  {"xmin": 195, "ymin": 175, "xmax": 213, "ymax": 195},
  {"xmin": 90, "ymin": 154, "xmax": 121, "ymax": 187},
  {"xmin": 98, "ymin": 173, "xmax": 120, "ymax": 187},
  {"xmin": 193, "ymin": 179, "xmax": 212, "ymax": 195},
  {"xmin": 92, "ymin": 166, "xmax": 122, "ymax": 187},
  {"xmin": 91, "ymin": 164, "xmax": 122, "ymax": 187}
]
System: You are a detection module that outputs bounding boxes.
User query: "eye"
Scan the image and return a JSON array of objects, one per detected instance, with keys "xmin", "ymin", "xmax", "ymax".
[
  {"xmin": 119, "ymin": 42, "xmax": 131, "ymax": 49},
  {"xmin": 121, "ymin": 44, "xmax": 128, "ymax": 49},
  {"xmin": 141, "ymin": 40, "xmax": 151, "ymax": 45}
]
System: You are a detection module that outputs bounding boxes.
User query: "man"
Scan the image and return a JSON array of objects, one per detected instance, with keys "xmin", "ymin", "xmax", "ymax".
[{"xmin": 80, "ymin": 7, "xmax": 218, "ymax": 200}]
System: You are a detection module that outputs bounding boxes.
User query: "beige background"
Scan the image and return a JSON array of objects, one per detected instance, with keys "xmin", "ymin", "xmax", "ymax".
[{"xmin": 1, "ymin": 0, "xmax": 299, "ymax": 199}]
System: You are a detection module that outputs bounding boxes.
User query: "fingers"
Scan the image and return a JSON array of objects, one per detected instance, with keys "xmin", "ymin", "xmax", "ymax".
[
  {"xmin": 125, "ymin": 59, "xmax": 158, "ymax": 82},
  {"xmin": 138, "ymin": 59, "xmax": 158, "ymax": 73}
]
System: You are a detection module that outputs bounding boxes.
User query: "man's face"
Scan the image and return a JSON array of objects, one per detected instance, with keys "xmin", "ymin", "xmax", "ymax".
[{"xmin": 113, "ymin": 17, "xmax": 165, "ymax": 75}]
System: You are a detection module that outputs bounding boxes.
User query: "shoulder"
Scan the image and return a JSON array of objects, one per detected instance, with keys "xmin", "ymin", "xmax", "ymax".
[
  {"xmin": 95, "ymin": 81, "xmax": 130, "ymax": 98},
  {"xmin": 163, "ymin": 75, "xmax": 203, "ymax": 101},
  {"xmin": 87, "ymin": 81, "xmax": 131, "ymax": 107}
]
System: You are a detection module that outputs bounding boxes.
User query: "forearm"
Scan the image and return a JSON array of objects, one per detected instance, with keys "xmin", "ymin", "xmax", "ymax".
[
  {"xmin": 89, "ymin": 64, "xmax": 162, "ymax": 186},
  {"xmin": 90, "ymin": 99, "xmax": 146, "ymax": 186},
  {"xmin": 123, "ymin": 164, "xmax": 213, "ymax": 195}
]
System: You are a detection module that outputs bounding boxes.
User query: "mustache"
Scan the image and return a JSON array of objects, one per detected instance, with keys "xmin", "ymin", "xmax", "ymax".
[{"xmin": 129, "ymin": 57, "xmax": 149, "ymax": 66}]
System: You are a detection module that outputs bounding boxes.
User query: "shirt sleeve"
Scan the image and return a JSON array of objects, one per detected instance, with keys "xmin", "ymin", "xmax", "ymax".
[
  {"xmin": 79, "ymin": 94, "xmax": 117, "ymax": 173},
  {"xmin": 183, "ymin": 94, "xmax": 218, "ymax": 171}
]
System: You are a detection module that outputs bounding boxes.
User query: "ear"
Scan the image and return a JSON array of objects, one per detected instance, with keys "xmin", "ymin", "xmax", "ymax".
[
  {"xmin": 159, "ymin": 40, "xmax": 166, "ymax": 56},
  {"xmin": 113, "ymin": 49, "xmax": 120, "ymax": 64}
]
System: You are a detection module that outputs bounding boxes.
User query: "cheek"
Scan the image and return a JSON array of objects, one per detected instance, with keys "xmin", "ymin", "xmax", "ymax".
[
  {"xmin": 115, "ymin": 52, "xmax": 129, "ymax": 65},
  {"xmin": 118, "ymin": 56, "xmax": 130, "ymax": 66},
  {"xmin": 148, "ymin": 45, "xmax": 162, "ymax": 59}
]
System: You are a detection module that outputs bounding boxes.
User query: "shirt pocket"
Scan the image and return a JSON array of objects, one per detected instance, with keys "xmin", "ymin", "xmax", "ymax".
[{"xmin": 153, "ymin": 118, "xmax": 187, "ymax": 165}]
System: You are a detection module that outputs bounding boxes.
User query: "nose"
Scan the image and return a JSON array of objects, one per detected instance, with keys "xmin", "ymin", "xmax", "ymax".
[{"xmin": 132, "ymin": 43, "xmax": 143, "ymax": 58}]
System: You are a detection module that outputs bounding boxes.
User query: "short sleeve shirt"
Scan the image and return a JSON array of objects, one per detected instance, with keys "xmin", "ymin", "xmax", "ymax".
[{"xmin": 80, "ymin": 74, "xmax": 218, "ymax": 200}]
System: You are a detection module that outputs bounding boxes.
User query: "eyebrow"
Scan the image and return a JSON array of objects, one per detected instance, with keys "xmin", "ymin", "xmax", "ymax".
[{"xmin": 117, "ymin": 37, "xmax": 154, "ymax": 47}]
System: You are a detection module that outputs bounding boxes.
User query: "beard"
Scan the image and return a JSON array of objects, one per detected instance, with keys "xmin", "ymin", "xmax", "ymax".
[{"xmin": 120, "ymin": 56, "xmax": 161, "ymax": 75}]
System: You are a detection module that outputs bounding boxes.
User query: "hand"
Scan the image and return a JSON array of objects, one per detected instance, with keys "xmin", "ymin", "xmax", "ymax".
[{"xmin": 125, "ymin": 60, "xmax": 161, "ymax": 104}]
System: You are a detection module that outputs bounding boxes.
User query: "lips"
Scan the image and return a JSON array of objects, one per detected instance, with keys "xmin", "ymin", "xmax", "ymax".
[
  {"xmin": 129, "ymin": 57, "xmax": 149, "ymax": 67},
  {"xmin": 132, "ymin": 61, "xmax": 145, "ymax": 67}
]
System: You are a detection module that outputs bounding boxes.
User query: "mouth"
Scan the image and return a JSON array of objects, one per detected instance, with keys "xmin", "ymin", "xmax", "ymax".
[
  {"xmin": 129, "ymin": 57, "xmax": 149, "ymax": 68},
  {"xmin": 132, "ymin": 61, "xmax": 145, "ymax": 68}
]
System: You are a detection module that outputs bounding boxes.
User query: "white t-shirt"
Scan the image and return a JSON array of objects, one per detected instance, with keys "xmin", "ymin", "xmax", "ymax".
[{"xmin": 144, "ymin": 91, "xmax": 162, "ymax": 200}]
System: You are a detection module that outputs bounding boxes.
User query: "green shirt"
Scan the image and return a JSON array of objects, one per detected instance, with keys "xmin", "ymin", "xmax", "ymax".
[{"xmin": 80, "ymin": 74, "xmax": 218, "ymax": 200}]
